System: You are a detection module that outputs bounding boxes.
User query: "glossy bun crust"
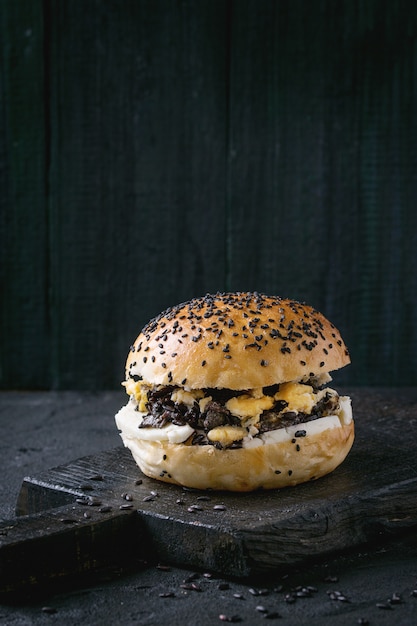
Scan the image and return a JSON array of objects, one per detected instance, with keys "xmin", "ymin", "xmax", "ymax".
[
  {"xmin": 121, "ymin": 418, "xmax": 355, "ymax": 491},
  {"xmin": 126, "ymin": 292, "xmax": 350, "ymax": 390}
]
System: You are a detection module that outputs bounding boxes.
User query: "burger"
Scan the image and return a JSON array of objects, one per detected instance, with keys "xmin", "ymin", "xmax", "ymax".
[{"xmin": 115, "ymin": 292, "xmax": 354, "ymax": 491}]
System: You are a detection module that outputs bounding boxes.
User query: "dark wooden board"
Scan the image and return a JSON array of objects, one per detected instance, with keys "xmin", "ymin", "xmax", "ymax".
[{"xmin": 2, "ymin": 388, "xmax": 417, "ymax": 594}]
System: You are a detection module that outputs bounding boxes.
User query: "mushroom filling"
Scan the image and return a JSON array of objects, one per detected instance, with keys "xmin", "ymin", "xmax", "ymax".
[{"xmin": 126, "ymin": 373, "xmax": 341, "ymax": 449}]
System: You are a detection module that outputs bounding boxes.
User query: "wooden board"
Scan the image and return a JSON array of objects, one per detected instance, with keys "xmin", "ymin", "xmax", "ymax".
[{"xmin": 2, "ymin": 388, "xmax": 417, "ymax": 595}]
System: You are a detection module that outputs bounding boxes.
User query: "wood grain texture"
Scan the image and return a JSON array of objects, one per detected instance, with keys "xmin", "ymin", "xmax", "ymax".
[
  {"xmin": 47, "ymin": 0, "xmax": 229, "ymax": 388},
  {"xmin": 227, "ymin": 0, "xmax": 417, "ymax": 386},
  {"xmin": 0, "ymin": 0, "xmax": 49, "ymax": 387},
  {"xmin": 0, "ymin": 1, "xmax": 416, "ymax": 389}
]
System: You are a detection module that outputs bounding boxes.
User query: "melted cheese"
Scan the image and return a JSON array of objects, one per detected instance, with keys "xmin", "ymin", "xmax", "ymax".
[
  {"xmin": 171, "ymin": 388, "xmax": 204, "ymax": 407},
  {"xmin": 123, "ymin": 380, "xmax": 149, "ymax": 412},
  {"xmin": 273, "ymin": 382, "xmax": 316, "ymax": 413},
  {"xmin": 226, "ymin": 394, "xmax": 274, "ymax": 419},
  {"xmin": 207, "ymin": 425, "xmax": 247, "ymax": 446},
  {"xmin": 199, "ymin": 396, "xmax": 213, "ymax": 413}
]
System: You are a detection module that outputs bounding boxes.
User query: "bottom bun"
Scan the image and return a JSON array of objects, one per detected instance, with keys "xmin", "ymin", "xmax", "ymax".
[{"xmin": 118, "ymin": 418, "xmax": 354, "ymax": 492}]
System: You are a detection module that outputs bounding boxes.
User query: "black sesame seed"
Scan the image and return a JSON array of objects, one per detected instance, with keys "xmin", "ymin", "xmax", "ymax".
[
  {"xmin": 99, "ymin": 505, "xmax": 112, "ymax": 513},
  {"xmin": 260, "ymin": 359, "xmax": 268, "ymax": 366},
  {"xmin": 79, "ymin": 483, "xmax": 94, "ymax": 491},
  {"xmin": 389, "ymin": 592, "xmax": 402, "ymax": 604},
  {"xmin": 295, "ymin": 430, "xmax": 306, "ymax": 437},
  {"xmin": 89, "ymin": 474, "xmax": 104, "ymax": 481}
]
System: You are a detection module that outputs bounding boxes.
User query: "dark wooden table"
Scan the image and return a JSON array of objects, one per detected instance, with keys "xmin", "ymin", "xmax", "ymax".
[{"xmin": 1, "ymin": 389, "xmax": 417, "ymax": 625}]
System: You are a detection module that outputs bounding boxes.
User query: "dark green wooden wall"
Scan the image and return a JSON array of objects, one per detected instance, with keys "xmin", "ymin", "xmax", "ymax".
[{"xmin": 1, "ymin": 0, "xmax": 416, "ymax": 390}]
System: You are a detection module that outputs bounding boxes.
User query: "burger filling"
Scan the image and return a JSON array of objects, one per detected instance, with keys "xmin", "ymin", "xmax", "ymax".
[{"xmin": 117, "ymin": 373, "xmax": 352, "ymax": 450}]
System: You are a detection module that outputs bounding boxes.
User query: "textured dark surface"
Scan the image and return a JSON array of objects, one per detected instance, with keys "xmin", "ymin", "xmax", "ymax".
[
  {"xmin": 1, "ymin": 1, "xmax": 417, "ymax": 390},
  {"xmin": 1, "ymin": 390, "xmax": 417, "ymax": 624}
]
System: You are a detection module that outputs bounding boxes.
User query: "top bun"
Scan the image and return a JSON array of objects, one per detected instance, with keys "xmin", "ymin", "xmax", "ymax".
[{"xmin": 126, "ymin": 292, "xmax": 350, "ymax": 390}]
